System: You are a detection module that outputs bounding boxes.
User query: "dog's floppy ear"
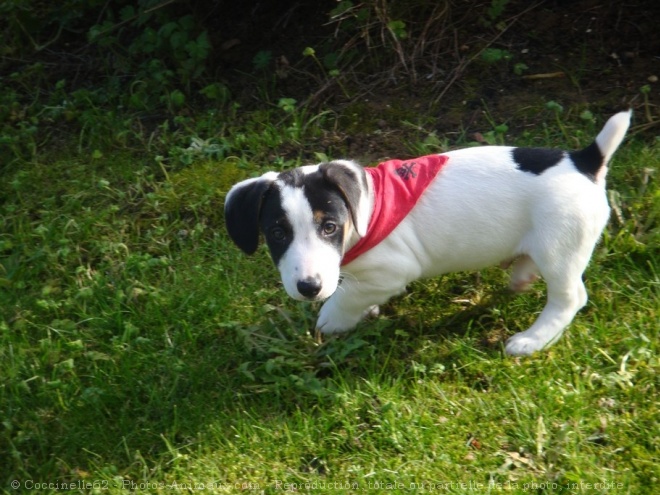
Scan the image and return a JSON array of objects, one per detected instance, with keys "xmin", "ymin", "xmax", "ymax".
[
  {"xmin": 319, "ymin": 161, "xmax": 370, "ymax": 237},
  {"xmin": 224, "ymin": 173, "xmax": 278, "ymax": 254}
]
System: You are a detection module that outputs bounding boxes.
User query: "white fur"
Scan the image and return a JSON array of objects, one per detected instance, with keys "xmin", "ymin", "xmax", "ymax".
[{"xmin": 277, "ymin": 182, "xmax": 342, "ymax": 301}]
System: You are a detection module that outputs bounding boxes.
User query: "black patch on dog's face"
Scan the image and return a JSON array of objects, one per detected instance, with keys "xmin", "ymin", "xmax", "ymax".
[
  {"xmin": 258, "ymin": 168, "xmax": 352, "ymax": 266},
  {"xmin": 259, "ymin": 186, "xmax": 291, "ymax": 266},
  {"xmin": 512, "ymin": 147, "xmax": 564, "ymax": 176},
  {"xmin": 569, "ymin": 142, "xmax": 603, "ymax": 182},
  {"xmin": 304, "ymin": 174, "xmax": 351, "ymax": 252}
]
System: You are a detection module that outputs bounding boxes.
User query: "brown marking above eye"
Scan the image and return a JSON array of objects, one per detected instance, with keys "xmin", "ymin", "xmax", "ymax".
[{"xmin": 313, "ymin": 210, "xmax": 325, "ymax": 223}]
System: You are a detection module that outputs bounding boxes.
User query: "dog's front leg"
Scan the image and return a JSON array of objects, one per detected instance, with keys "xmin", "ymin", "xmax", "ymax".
[{"xmin": 315, "ymin": 278, "xmax": 402, "ymax": 334}]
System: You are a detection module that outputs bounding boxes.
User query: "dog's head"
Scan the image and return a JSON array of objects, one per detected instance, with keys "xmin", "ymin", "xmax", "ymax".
[{"xmin": 224, "ymin": 161, "xmax": 370, "ymax": 301}]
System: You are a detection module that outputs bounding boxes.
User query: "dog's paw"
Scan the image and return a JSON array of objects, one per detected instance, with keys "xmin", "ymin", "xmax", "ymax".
[
  {"xmin": 316, "ymin": 321, "xmax": 352, "ymax": 335},
  {"xmin": 505, "ymin": 332, "xmax": 545, "ymax": 356},
  {"xmin": 316, "ymin": 305, "xmax": 379, "ymax": 334},
  {"xmin": 316, "ymin": 307, "xmax": 360, "ymax": 335}
]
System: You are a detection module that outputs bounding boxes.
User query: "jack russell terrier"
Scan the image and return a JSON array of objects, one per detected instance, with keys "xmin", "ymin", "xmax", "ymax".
[{"xmin": 225, "ymin": 110, "xmax": 631, "ymax": 355}]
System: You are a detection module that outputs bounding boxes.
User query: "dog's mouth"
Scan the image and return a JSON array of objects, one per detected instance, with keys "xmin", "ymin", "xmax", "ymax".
[
  {"xmin": 279, "ymin": 254, "xmax": 343, "ymax": 301},
  {"xmin": 287, "ymin": 276, "xmax": 342, "ymax": 302},
  {"xmin": 291, "ymin": 291, "xmax": 332, "ymax": 303}
]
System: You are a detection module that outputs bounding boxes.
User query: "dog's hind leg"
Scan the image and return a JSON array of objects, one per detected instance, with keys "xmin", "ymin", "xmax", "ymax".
[
  {"xmin": 505, "ymin": 248, "xmax": 592, "ymax": 356},
  {"xmin": 505, "ymin": 180, "xmax": 610, "ymax": 356}
]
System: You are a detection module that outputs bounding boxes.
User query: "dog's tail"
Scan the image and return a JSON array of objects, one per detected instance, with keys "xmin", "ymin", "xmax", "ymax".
[
  {"xmin": 571, "ymin": 110, "xmax": 631, "ymax": 183},
  {"xmin": 595, "ymin": 109, "xmax": 632, "ymax": 165}
]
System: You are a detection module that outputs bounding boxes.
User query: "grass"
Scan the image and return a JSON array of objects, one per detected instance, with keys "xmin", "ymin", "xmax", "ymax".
[{"xmin": 1, "ymin": 110, "xmax": 658, "ymax": 494}]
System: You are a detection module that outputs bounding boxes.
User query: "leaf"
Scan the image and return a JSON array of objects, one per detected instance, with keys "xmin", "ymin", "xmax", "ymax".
[
  {"xmin": 545, "ymin": 100, "xmax": 564, "ymax": 113},
  {"xmin": 411, "ymin": 361, "xmax": 427, "ymax": 374},
  {"xmin": 387, "ymin": 20, "xmax": 407, "ymax": 40},
  {"xmin": 277, "ymin": 98, "xmax": 297, "ymax": 113},
  {"xmin": 186, "ymin": 31, "xmax": 210, "ymax": 60},
  {"xmin": 580, "ymin": 110, "xmax": 594, "ymax": 121},
  {"xmin": 120, "ymin": 5, "xmax": 136, "ymax": 22},
  {"xmin": 238, "ymin": 362, "xmax": 255, "ymax": 381},
  {"xmin": 252, "ymin": 50, "xmax": 272, "ymax": 70},
  {"xmin": 513, "ymin": 62, "xmax": 529, "ymax": 75},
  {"xmin": 158, "ymin": 22, "xmax": 179, "ymax": 40},
  {"xmin": 330, "ymin": 0, "xmax": 354, "ymax": 17},
  {"xmin": 200, "ymin": 83, "xmax": 229, "ymax": 102},
  {"xmin": 169, "ymin": 90, "xmax": 185, "ymax": 108},
  {"xmin": 85, "ymin": 351, "xmax": 112, "ymax": 361},
  {"xmin": 169, "ymin": 31, "xmax": 186, "ymax": 51},
  {"xmin": 481, "ymin": 48, "xmax": 513, "ymax": 64}
]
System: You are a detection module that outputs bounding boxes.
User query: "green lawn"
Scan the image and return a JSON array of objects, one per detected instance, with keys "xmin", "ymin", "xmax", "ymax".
[{"xmin": 1, "ymin": 118, "xmax": 658, "ymax": 494}]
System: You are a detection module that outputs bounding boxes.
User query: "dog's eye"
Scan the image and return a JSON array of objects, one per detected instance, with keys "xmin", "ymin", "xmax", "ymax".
[
  {"xmin": 269, "ymin": 226, "xmax": 287, "ymax": 242},
  {"xmin": 322, "ymin": 221, "xmax": 337, "ymax": 236}
]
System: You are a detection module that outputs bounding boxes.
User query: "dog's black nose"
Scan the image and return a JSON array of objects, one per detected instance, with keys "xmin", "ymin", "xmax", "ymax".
[{"xmin": 297, "ymin": 277, "xmax": 322, "ymax": 298}]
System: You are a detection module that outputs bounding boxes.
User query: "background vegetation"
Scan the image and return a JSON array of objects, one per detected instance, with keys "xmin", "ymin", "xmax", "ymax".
[{"xmin": 1, "ymin": 0, "xmax": 658, "ymax": 493}]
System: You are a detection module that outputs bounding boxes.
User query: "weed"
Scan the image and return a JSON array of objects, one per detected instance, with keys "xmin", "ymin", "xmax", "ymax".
[
  {"xmin": 480, "ymin": 47, "xmax": 514, "ymax": 64},
  {"xmin": 326, "ymin": 0, "xmax": 453, "ymax": 86},
  {"xmin": 303, "ymin": 46, "xmax": 351, "ymax": 98},
  {"xmin": 252, "ymin": 50, "xmax": 273, "ymax": 71},
  {"xmin": 483, "ymin": 0, "xmax": 512, "ymax": 28},
  {"xmin": 513, "ymin": 62, "xmax": 529, "ymax": 76}
]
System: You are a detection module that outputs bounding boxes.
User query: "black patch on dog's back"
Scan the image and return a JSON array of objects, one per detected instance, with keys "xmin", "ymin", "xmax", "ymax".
[
  {"xmin": 512, "ymin": 147, "xmax": 564, "ymax": 176},
  {"xmin": 569, "ymin": 142, "xmax": 603, "ymax": 182}
]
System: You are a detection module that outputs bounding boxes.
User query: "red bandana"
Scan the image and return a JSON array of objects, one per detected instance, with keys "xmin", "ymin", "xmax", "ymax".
[{"xmin": 342, "ymin": 154, "xmax": 449, "ymax": 265}]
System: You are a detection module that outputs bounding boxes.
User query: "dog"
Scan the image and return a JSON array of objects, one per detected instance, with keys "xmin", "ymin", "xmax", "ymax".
[{"xmin": 224, "ymin": 110, "xmax": 631, "ymax": 355}]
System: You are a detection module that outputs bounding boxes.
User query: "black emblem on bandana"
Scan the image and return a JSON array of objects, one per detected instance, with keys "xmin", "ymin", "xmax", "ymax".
[{"xmin": 395, "ymin": 162, "xmax": 417, "ymax": 180}]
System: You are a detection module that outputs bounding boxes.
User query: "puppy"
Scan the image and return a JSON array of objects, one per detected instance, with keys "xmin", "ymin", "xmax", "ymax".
[{"xmin": 225, "ymin": 111, "xmax": 631, "ymax": 355}]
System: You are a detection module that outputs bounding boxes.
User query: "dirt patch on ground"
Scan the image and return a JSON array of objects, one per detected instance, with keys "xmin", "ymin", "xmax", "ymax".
[{"xmin": 222, "ymin": 0, "xmax": 659, "ymax": 160}]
